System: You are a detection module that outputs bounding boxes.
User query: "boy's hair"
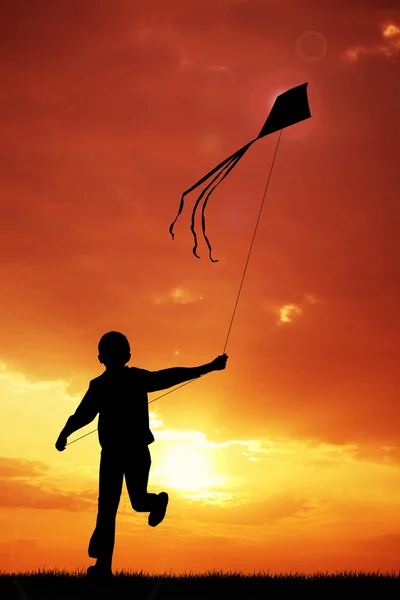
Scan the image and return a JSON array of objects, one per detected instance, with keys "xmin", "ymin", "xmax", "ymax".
[{"xmin": 98, "ymin": 331, "xmax": 130, "ymax": 355}]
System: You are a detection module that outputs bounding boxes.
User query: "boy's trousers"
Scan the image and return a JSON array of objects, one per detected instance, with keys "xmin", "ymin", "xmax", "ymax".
[{"xmin": 88, "ymin": 444, "xmax": 158, "ymax": 563}]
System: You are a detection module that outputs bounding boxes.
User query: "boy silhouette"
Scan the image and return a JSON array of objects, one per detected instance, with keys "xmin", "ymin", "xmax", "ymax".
[{"xmin": 55, "ymin": 331, "xmax": 228, "ymax": 578}]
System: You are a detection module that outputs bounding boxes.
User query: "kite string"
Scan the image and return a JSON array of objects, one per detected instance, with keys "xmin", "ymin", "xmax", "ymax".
[
  {"xmin": 66, "ymin": 130, "xmax": 283, "ymax": 448},
  {"xmin": 223, "ymin": 128, "xmax": 282, "ymax": 354}
]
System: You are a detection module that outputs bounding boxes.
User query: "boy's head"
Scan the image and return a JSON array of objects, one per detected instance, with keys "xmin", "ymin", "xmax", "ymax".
[{"xmin": 98, "ymin": 331, "xmax": 131, "ymax": 369}]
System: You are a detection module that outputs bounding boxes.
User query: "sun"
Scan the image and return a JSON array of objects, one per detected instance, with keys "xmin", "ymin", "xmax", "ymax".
[{"xmin": 157, "ymin": 443, "xmax": 213, "ymax": 491}]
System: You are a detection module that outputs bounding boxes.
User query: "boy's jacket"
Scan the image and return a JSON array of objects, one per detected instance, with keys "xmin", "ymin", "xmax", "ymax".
[{"xmin": 74, "ymin": 366, "xmax": 156, "ymax": 450}]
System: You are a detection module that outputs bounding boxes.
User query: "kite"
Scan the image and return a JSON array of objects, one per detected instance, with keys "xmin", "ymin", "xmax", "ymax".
[{"xmin": 169, "ymin": 82, "xmax": 311, "ymax": 262}]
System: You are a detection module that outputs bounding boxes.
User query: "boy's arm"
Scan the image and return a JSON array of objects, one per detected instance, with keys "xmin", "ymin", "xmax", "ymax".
[
  {"xmin": 143, "ymin": 355, "xmax": 227, "ymax": 393},
  {"xmin": 56, "ymin": 383, "xmax": 99, "ymax": 446}
]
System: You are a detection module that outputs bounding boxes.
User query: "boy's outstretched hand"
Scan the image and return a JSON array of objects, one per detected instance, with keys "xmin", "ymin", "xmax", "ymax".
[
  {"xmin": 211, "ymin": 354, "xmax": 228, "ymax": 371},
  {"xmin": 55, "ymin": 434, "xmax": 67, "ymax": 452}
]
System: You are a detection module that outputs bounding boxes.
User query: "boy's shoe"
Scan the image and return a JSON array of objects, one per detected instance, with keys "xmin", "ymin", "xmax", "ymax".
[
  {"xmin": 148, "ymin": 492, "xmax": 169, "ymax": 527},
  {"xmin": 87, "ymin": 565, "xmax": 113, "ymax": 580}
]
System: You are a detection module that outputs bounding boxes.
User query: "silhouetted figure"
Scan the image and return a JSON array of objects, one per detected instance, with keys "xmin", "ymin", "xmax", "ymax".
[{"xmin": 55, "ymin": 331, "xmax": 228, "ymax": 578}]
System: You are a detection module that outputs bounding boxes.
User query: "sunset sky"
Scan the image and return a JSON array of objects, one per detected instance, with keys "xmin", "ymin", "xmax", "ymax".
[{"xmin": 1, "ymin": 0, "xmax": 400, "ymax": 576}]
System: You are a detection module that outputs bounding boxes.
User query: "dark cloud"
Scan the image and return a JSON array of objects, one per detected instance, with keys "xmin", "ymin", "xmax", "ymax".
[
  {"xmin": 350, "ymin": 444, "xmax": 400, "ymax": 465},
  {"xmin": 0, "ymin": 538, "xmax": 38, "ymax": 548},
  {"xmin": 0, "ymin": 457, "xmax": 49, "ymax": 479},
  {"xmin": 0, "ymin": 456, "xmax": 96, "ymax": 511},
  {"xmin": 171, "ymin": 494, "xmax": 313, "ymax": 525}
]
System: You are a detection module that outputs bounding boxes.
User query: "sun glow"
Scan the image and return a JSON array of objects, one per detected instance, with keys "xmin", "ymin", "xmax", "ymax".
[{"xmin": 157, "ymin": 443, "xmax": 213, "ymax": 491}]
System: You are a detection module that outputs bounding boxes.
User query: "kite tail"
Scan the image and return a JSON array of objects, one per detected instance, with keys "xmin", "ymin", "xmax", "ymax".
[
  {"xmin": 190, "ymin": 152, "xmax": 244, "ymax": 259},
  {"xmin": 169, "ymin": 193, "xmax": 186, "ymax": 241},
  {"xmin": 169, "ymin": 141, "xmax": 253, "ymax": 244},
  {"xmin": 201, "ymin": 149, "xmax": 247, "ymax": 262}
]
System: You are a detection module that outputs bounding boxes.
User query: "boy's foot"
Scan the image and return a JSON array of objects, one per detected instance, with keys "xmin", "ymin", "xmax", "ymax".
[
  {"xmin": 87, "ymin": 565, "xmax": 113, "ymax": 579},
  {"xmin": 148, "ymin": 492, "xmax": 169, "ymax": 527}
]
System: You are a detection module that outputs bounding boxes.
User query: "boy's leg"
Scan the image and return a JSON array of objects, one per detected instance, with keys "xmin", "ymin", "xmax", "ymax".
[
  {"xmin": 124, "ymin": 445, "xmax": 159, "ymax": 512},
  {"xmin": 88, "ymin": 448, "xmax": 124, "ymax": 572},
  {"xmin": 125, "ymin": 445, "xmax": 169, "ymax": 527}
]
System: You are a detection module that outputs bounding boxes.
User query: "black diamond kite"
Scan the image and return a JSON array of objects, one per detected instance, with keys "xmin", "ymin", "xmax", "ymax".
[{"xmin": 169, "ymin": 82, "xmax": 312, "ymax": 262}]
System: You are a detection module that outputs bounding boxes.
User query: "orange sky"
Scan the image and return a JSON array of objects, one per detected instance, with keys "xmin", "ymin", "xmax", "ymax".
[{"xmin": 1, "ymin": 0, "xmax": 400, "ymax": 575}]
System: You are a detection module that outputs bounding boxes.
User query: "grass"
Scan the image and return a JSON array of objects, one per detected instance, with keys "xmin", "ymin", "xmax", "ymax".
[{"xmin": 1, "ymin": 567, "xmax": 399, "ymax": 599}]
